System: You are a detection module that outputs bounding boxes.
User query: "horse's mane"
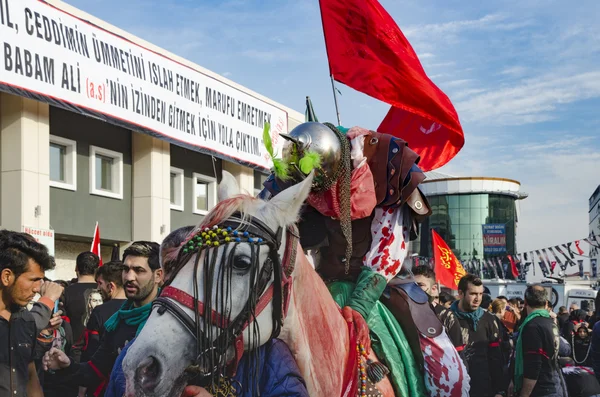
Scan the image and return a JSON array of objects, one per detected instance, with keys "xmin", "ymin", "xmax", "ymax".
[{"xmin": 166, "ymin": 195, "xmax": 259, "ymax": 265}]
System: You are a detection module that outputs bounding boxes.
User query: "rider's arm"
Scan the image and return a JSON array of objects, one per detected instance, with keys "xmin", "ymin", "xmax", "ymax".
[{"xmin": 347, "ymin": 267, "xmax": 387, "ymax": 320}]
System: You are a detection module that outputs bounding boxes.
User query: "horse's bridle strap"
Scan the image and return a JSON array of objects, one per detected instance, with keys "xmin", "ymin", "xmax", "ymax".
[
  {"xmin": 160, "ymin": 286, "xmax": 232, "ymax": 328},
  {"xmin": 160, "ymin": 284, "xmax": 276, "ymax": 331}
]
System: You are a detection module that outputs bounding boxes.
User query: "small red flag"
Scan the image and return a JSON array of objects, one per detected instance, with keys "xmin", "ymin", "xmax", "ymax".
[
  {"xmin": 575, "ymin": 240, "xmax": 585, "ymax": 255},
  {"xmin": 432, "ymin": 230, "xmax": 467, "ymax": 290},
  {"xmin": 91, "ymin": 222, "xmax": 103, "ymax": 267},
  {"xmin": 319, "ymin": 0, "xmax": 464, "ymax": 171},
  {"xmin": 507, "ymin": 255, "xmax": 519, "ymax": 278}
]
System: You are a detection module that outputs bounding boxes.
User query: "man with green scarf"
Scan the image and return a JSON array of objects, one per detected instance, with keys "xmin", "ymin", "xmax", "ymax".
[
  {"xmin": 42, "ymin": 241, "xmax": 162, "ymax": 396},
  {"xmin": 513, "ymin": 285, "xmax": 564, "ymax": 397},
  {"xmin": 450, "ymin": 274, "xmax": 506, "ymax": 397}
]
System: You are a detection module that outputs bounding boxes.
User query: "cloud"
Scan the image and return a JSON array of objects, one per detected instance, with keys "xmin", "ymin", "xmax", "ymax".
[
  {"xmin": 500, "ymin": 66, "xmax": 528, "ymax": 76},
  {"xmin": 418, "ymin": 52, "xmax": 436, "ymax": 59},
  {"xmin": 442, "ymin": 79, "xmax": 474, "ymax": 88},
  {"xmin": 456, "ymin": 71, "xmax": 600, "ymax": 125}
]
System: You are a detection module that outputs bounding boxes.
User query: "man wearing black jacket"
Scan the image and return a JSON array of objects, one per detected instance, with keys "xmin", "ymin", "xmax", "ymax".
[
  {"xmin": 80, "ymin": 261, "xmax": 127, "ymax": 362},
  {"xmin": 412, "ymin": 266, "xmax": 465, "ymax": 356},
  {"xmin": 42, "ymin": 241, "xmax": 162, "ymax": 396},
  {"xmin": 450, "ymin": 274, "xmax": 506, "ymax": 397}
]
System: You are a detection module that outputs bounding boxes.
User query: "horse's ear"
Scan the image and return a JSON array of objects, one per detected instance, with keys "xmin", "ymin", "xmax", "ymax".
[
  {"xmin": 218, "ymin": 171, "xmax": 240, "ymax": 201},
  {"xmin": 268, "ymin": 172, "xmax": 314, "ymax": 226}
]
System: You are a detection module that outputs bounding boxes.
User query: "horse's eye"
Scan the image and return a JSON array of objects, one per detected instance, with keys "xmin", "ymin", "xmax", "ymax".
[{"xmin": 232, "ymin": 256, "xmax": 252, "ymax": 271}]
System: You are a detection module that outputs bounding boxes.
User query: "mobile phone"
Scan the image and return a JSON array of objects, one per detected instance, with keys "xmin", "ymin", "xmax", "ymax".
[{"xmin": 54, "ymin": 300, "xmax": 60, "ymax": 314}]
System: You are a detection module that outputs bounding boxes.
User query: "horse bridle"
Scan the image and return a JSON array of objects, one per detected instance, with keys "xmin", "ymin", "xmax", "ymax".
[{"xmin": 152, "ymin": 212, "xmax": 298, "ymax": 383}]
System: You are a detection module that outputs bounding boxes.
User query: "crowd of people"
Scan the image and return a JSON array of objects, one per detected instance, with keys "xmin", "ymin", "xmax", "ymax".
[
  {"xmin": 4, "ymin": 224, "xmax": 600, "ymax": 397},
  {"xmin": 0, "ymin": 227, "xmax": 201, "ymax": 397},
  {"xmin": 413, "ymin": 266, "xmax": 600, "ymax": 397}
]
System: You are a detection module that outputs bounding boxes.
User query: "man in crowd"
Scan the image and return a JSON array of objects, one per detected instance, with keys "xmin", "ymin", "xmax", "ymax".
[
  {"xmin": 556, "ymin": 306, "xmax": 569, "ymax": 331},
  {"xmin": 450, "ymin": 274, "xmax": 506, "ymax": 397},
  {"xmin": 412, "ymin": 266, "xmax": 464, "ymax": 354},
  {"xmin": 43, "ymin": 242, "xmax": 162, "ymax": 395},
  {"xmin": 81, "ymin": 261, "xmax": 127, "ymax": 361},
  {"xmin": 513, "ymin": 285, "xmax": 564, "ymax": 397},
  {"xmin": 503, "ymin": 297, "xmax": 522, "ymax": 333},
  {"xmin": 64, "ymin": 252, "xmax": 100, "ymax": 342},
  {"xmin": 0, "ymin": 230, "xmax": 63, "ymax": 397}
]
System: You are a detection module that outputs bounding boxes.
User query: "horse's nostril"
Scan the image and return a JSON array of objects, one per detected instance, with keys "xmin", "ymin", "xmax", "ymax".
[{"xmin": 136, "ymin": 355, "xmax": 162, "ymax": 392}]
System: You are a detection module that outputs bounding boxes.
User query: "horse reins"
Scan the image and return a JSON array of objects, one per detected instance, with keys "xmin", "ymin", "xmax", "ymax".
[{"xmin": 153, "ymin": 212, "xmax": 298, "ymax": 384}]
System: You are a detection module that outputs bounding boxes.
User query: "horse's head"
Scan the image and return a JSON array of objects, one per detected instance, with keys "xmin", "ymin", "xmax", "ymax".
[{"xmin": 123, "ymin": 171, "xmax": 313, "ymax": 397}]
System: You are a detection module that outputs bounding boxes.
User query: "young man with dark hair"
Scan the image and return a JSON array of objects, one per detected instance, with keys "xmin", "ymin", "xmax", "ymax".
[
  {"xmin": 0, "ymin": 230, "xmax": 63, "ymax": 396},
  {"xmin": 513, "ymin": 285, "xmax": 565, "ymax": 397},
  {"xmin": 79, "ymin": 261, "xmax": 127, "ymax": 361},
  {"xmin": 43, "ymin": 241, "xmax": 162, "ymax": 396},
  {"xmin": 64, "ymin": 251, "xmax": 101, "ymax": 341},
  {"xmin": 450, "ymin": 274, "xmax": 506, "ymax": 397},
  {"xmin": 412, "ymin": 266, "xmax": 464, "ymax": 354}
]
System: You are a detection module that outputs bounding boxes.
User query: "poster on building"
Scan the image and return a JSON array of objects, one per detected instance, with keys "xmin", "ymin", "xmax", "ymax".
[
  {"xmin": 22, "ymin": 225, "xmax": 55, "ymax": 256},
  {"xmin": 482, "ymin": 224, "xmax": 506, "ymax": 254},
  {"xmin": 0, "ymin": 0, "xmax": 288, "ymax": 170}
]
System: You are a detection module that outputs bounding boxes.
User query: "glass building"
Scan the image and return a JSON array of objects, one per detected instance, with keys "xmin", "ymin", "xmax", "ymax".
[{"xmin": 412, "ymin": 172, "xmax": 527, "ymax": 266}]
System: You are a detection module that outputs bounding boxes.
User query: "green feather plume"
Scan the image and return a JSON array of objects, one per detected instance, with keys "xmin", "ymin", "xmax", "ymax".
[
  {"xmin": 262, "ymin": 122, "xmax": 290, "ymax": 180},
  {"xmin": 298, "ymin": 151, "xmax": 321, "ymax": 174}
]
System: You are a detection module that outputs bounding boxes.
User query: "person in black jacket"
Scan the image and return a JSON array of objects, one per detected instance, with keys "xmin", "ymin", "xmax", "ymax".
[
  {"xmin": 42, "ymin": 241, "xmax": 163, "ymax": 396},
  {"xmin": 412, "ymin": 266, "xmax": 465, "ymax": 357},
  {"xmin": 79, "ymin": 261, "xmax": 127, "ymax": 363},
  {"xmin": 512, "ymin": 285, "xmax": 566, "ymax": 397},
  {"xmin": 450, "ymin": 274, "xmax": 506, "ymax": 397}
]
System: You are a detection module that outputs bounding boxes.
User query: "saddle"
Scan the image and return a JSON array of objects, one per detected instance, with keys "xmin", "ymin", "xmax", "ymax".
[{"xmin": 380, "ymin": 278, "xmax": 443, "ymax": 372}]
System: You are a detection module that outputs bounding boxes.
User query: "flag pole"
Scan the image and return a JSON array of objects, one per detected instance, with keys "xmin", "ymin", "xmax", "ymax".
[{"xmin": 330, "ymin": 74, "xmax": 342, "ymax": 126}]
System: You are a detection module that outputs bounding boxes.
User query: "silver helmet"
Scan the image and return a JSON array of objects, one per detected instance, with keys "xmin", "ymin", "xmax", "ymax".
[{"xmin": 280, "ymin": 122, "xmax": 344, "ymax": 190}]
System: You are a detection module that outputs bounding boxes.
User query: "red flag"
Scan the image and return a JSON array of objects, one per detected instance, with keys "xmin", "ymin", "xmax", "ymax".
[
  {"xmin": 319, "ymin": 0, "xmax": 464, "ymax": 171},
  {"xmin": 575, "ymin": 240, "xmax": 585, "ymax": 255},
  {"xmin": 432, "ymin": 230, "xmax": 467, "ymax": 290},
  {"xmin": 91, "ymin": 222, "xmax": 103, "ymax": 267},
  {"xmin": 507, "ymin": 255, "xmax": 519, "ymax": 278}
]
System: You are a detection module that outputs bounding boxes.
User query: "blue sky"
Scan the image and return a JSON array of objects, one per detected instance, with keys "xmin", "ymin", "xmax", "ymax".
[{"xmin": 66, "ymin": 0, "xmax": 600, "ymax": 252}]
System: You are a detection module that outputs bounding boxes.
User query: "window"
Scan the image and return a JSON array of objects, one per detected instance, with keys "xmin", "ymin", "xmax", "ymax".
[
  {"xmin": 253, "ymin": 170, "xmax": 269, "ymax": 196},
  {"xmin": 170, "ymin": 167, "xmax": 184, "ymax": 211},
  {"xmin": 192, "ymin": 173, "xmax": 217, "ymax": 215},
  {"xmin": 89, "ymin": 145, "xmax": 123, "ymax": 199},
  {"xmin": 49, "ymin": 135, "xmax": 77, "ymax": 191}
]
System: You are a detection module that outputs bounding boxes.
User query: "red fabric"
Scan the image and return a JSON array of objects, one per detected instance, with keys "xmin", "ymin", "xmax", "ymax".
[
  {"xmin": 489, "ymin": 341, "xmax": 500, "ymax": 348},
  {"xmin": 91, "ymin": 222, "xmax": 103, "ymax": 266},
  {"xmin": 526, "ymin": 348, "xmax": 549, "ymax": 360},
  {"xmin": 88, "ymin": 361, "xmax": 107, "ymax": 397},
  {"xmin": 575, "ymin": 240, "xmax": 585, "ymax": 255},
  {"xmin": 507, "ymin": 255, "xmax": 520, "ymax": 278},
  {"xmin": 307, "ymin": 163, "xmax": 376, "ymax": 220},
  {"xmin": 340, "ymin": 319, "xmax": 359, "ymax": 397},
  {"xmin": 319, "ymin": 0, "xmax": 464, "ymax": 171},
  {"xmin": 378, "ymin": 107, "xmax": 464, "ymax": 171},
  {"xmin": 432, "ymin": 230, "xmax": 466, "ymax": 290}
]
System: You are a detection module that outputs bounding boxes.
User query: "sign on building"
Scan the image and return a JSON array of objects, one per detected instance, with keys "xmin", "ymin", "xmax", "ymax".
[
  {"xmin": 482, "ymin": 224, "xmax": 506, "ymax": 255},
  {"xmin": 0, "ymin": 0, "xmax": 287, "ymax": 170},
  {"xmin": 22, "ymin": 225, "xmax": 55, "ymax": 256}
]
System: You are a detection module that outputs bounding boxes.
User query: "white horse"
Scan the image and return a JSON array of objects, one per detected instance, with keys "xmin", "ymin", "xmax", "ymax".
[{"xmin": 122, "ymin": 171, "xmax": 394, "ymax": 397}]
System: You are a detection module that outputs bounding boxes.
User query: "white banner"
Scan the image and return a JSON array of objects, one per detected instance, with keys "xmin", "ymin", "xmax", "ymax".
[
  {"xmin": 22, "ymin": 225, "xmax": 54, "ymax": 256},
  {"xmin": 0, "ymin": 0, "xmax": 287, "ymax": 169}
]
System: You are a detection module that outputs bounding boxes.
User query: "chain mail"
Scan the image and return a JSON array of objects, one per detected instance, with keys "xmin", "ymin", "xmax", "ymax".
[{"xmin": 323, "ymin": 122, "xmax": 352, "ymax": 273}]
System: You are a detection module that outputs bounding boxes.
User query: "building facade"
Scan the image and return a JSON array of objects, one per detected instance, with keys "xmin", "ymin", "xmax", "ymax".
[
  {"xmin": 0, "ymin": 0, "xmax": 301, "ymax": 280},
  {"xmin": 413, "ymin": 172, "xmax": 527, "ymax": 268}
]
